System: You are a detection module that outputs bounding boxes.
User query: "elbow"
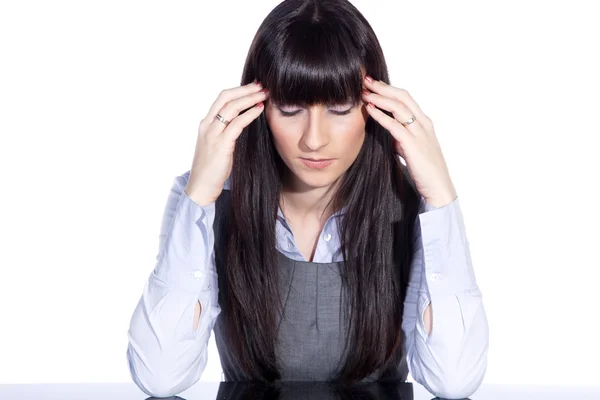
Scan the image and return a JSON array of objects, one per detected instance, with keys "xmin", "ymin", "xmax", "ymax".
[
  {"xmin": 126, "ymin": 344, "xmax": 202, "ymax": 399},
  {"xmin": 132, "ymin": 378, "xmax": 179, "ymax": 399},
  {"xmin": 428, "ymin": 299, "xmax": 490, "ymax": 398},
  {"xmin": 137, "ymin": 381, "xmax": 184, "ymax": 399},
  {"xmin": 126, "ymin": 345, "xmax": 175, "ymax": 398},
  {"xmin": 422, "ymin": 349, "xmax": 489, "ymax": 399},
  {"xmin": 427, "ymin": 368, "xmax": 487, "ymax": 399},
  {"xmin": 410, "ymin": 336, "xmax": 490, "ymax": 399}
]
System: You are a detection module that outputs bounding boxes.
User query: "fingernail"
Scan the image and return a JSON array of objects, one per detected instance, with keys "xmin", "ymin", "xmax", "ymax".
[
  {"xmin": 256, "ymin": 81, "xmax": 263, "ymax": 87},
  {"xmin": 362, "ymin": 89, "xmax": 370, "ymax": 96},
  {"xmin": 260, "ymin": 88, "xmax": 269, "ymax": 94},
  {"xmin": 365, "ymin": 75, "xmax": 373, "ymax": 83}
]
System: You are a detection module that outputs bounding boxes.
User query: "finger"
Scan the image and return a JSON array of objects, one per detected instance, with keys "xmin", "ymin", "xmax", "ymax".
[
  {"xmin": 217, "ymin": 88, "xmax": 269, "ymax": 122},
  {"xmin": 362, "ymin": 91, "xmax": 426, "ymax": 136},
  {"xmin": 363, "ymin": 77, "xmax": 431, "ymax": 130},
  {"xmin": 394, "ymin": 90, "xmax": 432, "ymax": 128},
  {"xmin": 365, "ymin": 101, "xmax": 410, "ymax": 143},
  {"xmin": 222, "ymin": 101, "xmax": 265, "ymax": 143},
  {"xmin": 204, "ymin": 81, "xmax": 264, "ymax": 123},
  {"xmin": 208, "ymin": 89, "xmax": 269, "ymax": 135}
]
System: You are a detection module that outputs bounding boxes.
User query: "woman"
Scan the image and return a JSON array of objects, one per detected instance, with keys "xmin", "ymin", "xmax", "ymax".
[{"xmin": 126, "ymin": 0, "xmax": 489, "ymax": 398}]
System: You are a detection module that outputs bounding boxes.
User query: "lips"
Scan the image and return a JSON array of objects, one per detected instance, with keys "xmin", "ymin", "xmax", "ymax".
[{"xmin": 299, "ymin": 158, "xmax": 335, "ymax": 169}]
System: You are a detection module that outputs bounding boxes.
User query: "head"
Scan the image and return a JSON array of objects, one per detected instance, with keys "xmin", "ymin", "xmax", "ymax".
[
  {"xmin": 222, "ymin": 0, "xmax": 422, "ymax": 384},
  {"xmin": 243, "ymin": 0, "xmax": 387, "ymax": 199}
]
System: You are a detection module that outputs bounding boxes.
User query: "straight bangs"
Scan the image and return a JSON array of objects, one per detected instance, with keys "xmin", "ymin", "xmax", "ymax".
[{"xmin": 258, "ymin": 20, "xmax": 365, "ymax": 108}]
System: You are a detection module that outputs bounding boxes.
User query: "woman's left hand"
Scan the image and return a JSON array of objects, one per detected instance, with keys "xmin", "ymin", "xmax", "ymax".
[{"xmin": 362, "ymin": 75, "xmax": 457, "ymax": 208}]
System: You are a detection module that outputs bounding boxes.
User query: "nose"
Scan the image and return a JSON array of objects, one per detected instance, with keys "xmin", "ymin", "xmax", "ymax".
[{"xmin": 301, "ymin": 108, "xmax": 329, "ymax": 151}]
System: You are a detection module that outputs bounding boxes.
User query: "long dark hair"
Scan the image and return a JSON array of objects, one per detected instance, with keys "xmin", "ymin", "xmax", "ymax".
[{"xmin": 223, "ymin": 0, "xmax": 422, "ymax": 384}]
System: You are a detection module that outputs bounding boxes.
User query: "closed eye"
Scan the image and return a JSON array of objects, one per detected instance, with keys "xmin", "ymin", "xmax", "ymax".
[
  {"xmin": 279, "ymin": 110, "xmax": 301, "ymax": 117},
  {"xmin": 278, "ymin": 107, "xmax": 353, "ymax": 117},
  {"xmin": 330, "ymin": 108, "xmax": 353, "ymax": 116}
]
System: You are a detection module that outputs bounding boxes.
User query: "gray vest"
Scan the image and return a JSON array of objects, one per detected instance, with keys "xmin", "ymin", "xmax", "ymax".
[{"xmin": 212, "ymin": 190, "xmax": 408, "ymax": 382}]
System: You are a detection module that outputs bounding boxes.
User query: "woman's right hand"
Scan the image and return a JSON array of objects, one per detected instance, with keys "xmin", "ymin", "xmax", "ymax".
[{"xmin": 185, "ymin": 81, "xmax": 269, "ymax": 206}]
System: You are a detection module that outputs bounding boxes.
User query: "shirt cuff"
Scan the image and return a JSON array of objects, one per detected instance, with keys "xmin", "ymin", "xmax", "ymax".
[
  {"xmin": 154, "ymin": 190, "xmax": 217, "ymax": 295},
  {"xmin": 418, "ymin": 196, "xmax": 479, "ymax": 295}
]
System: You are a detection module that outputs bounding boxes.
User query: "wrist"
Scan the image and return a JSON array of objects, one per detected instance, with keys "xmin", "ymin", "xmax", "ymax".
[
  {"xmin": 425, "ymin": 193, "xmax": 457, "ymax": 208},
  {"xmin": 184, "ymin": 185, "xmax": 216, "ymax": 207}
]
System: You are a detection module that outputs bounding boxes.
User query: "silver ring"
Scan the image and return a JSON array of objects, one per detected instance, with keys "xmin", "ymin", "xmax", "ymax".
[
  {"xmin": 215, "ymin": 113, "xmax": 230, "ymax": 126},
  {"xmin": 401, "ymin": 115, "xmax": 416, "ymax": 126}
]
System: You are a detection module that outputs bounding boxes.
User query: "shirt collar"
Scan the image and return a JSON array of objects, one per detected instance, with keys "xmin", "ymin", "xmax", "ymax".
[{"xmin": 276, "ymin": 204, "xmax": 347, "ymax": 227}]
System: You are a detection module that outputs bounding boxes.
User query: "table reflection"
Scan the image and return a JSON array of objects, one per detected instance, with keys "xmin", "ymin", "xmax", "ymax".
[
  {"xmin": 2, "ymin": 382, "xmax": 600, "ymax": 399},
  {"xmin": 147, "ymin": 380, "xmax": 466, "ymax": 400}
]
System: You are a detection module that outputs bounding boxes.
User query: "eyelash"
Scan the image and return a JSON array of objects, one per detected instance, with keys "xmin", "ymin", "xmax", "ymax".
[{"xmin": 279, "ymin": 108, "xmax": 352, "ymax": 117}]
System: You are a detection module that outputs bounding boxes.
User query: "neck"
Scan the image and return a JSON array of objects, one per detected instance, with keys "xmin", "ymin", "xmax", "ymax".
[{"xmin": 279, "ymin": 171, "xmax": 342, "ymax": 223}]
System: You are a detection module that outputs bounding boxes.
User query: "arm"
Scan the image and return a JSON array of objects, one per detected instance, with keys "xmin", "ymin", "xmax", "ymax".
[
  {"xmin": 401, "ymin": 196, "xmax": 489, "ymax": 399},
  {"xmin": 126, "ymin": 173, "xmax": 221, "ymax": 398}
]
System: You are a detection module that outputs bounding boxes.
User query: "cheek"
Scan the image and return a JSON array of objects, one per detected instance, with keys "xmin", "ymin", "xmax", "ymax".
[
  {"xmin": 266, "ymin": 115, "xmax": 296, "ymax": 157},
  {"xmin": 334, "ymin": 118, "xmax": 366, "ymax": 152}
]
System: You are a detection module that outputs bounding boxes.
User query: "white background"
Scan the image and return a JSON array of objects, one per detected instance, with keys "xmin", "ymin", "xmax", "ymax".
[{"xmin": 1, "ymin": 0, "xmax": 599, "ymax": 390}]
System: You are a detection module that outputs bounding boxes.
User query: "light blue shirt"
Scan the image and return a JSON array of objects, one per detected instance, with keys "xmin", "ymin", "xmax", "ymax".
[{"xmin": 126, "ymin": 169, "xmax": 489, "ymax": 399}]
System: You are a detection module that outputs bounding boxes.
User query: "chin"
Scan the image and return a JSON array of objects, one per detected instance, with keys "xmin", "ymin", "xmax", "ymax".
[{"xmin": 292, "ymin": 168, "xmax": 343, "ymax": 189}]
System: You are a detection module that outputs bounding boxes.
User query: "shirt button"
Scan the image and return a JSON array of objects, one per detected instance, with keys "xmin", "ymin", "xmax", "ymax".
[
  {"xmin": 193, "ymin": 270, "xmax": 204, "ymax": 279},
  {"xmin": 324, "ymin": 233, "xmax": 332, "ymax": 242}
]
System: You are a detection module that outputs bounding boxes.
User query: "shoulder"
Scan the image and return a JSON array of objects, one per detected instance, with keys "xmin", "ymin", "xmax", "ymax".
[{"xmin": 178, "ymin": 169, "xmax": 231, "ymax": 191}]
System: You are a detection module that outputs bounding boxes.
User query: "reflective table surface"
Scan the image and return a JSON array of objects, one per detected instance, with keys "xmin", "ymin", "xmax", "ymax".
[{"xmin": 1, "ymin": 381, "xmax": 599, "ymax": 399}]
